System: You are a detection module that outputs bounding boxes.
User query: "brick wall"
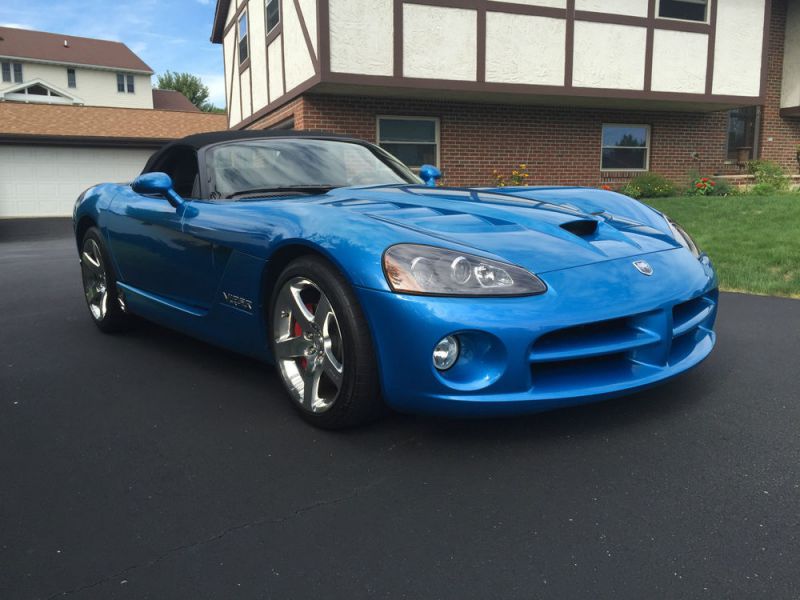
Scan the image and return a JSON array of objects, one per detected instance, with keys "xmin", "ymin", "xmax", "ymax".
[{"xmin": 759, "ymin": 0, "xmax": 800, "ymax": 174}]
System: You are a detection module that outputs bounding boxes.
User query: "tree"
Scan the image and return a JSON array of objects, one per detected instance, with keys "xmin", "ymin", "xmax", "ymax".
[{"xmin": 155, "ymin": 71, "xmax": 217, "ymax": 112}]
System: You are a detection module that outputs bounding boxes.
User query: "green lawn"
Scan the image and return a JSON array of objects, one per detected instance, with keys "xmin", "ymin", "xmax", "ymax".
[{"xmin": 647, "ymin": 195, "xmax": 800, "ymax": 298}]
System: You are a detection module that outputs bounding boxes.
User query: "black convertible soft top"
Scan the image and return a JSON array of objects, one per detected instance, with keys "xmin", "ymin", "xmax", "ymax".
[{"xmin": 142, "ymin": 129, "xmax": 356, "ymax": 173}]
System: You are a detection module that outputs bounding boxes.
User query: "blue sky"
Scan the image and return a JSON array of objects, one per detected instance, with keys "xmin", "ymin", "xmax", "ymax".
[{"xmin": 0, "ymin": 0, "xmax": 227, "ymax": 107}]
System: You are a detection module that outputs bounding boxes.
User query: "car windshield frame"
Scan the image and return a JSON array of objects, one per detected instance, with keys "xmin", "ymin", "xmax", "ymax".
[{"xmin": 201, "ymin": 137, "xmax": 421, "ymax": 200}]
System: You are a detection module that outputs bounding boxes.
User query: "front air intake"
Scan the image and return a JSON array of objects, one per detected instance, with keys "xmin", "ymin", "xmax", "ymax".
[{"xmin": 560, "ymin": 219, "xmax": 598, "ymax": 237}]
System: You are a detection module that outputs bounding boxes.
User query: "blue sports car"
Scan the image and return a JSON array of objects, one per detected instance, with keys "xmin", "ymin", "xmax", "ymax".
[{"xmin": 73, "ymin": 131, "xmax": 717, "ymax": 428}]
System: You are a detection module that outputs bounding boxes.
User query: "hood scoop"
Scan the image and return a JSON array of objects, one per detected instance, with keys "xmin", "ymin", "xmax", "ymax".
[{"xmin": 560, "ymin": 219, "xmax": 599, "ymax": 238}]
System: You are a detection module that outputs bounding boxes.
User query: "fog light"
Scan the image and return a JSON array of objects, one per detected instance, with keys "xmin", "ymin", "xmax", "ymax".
[{"xmin": 433, "ymin": 335, "xmax": 459, "ymax": 371}]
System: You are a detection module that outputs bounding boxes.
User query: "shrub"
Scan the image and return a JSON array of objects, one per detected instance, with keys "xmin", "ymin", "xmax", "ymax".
[
  {"xmin": 750, "ymin": 182, "xmax": 777, "ymax": 196},
  {"xmin": 620, "ymin": 173, "xmax": 675, "ymax": 199},
  {"xmin": 747, "ymin": 160, "xmax": 790, "ymax": 191},
  {"xmin": 691, "ymin": 176, "xmax": 717, "ymax": 196},
  {"xmin": 710, "ymin": 177, "xmax": 734, "ymax": 196},
  {"xmin": 492, "ymin": 164, "xmax": 530, "ymax": 187}
]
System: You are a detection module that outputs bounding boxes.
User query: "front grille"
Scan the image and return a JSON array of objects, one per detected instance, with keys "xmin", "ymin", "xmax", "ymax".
[{"xmin": 529, "ymin": 290, "xmax": 717, "ymax": 392}]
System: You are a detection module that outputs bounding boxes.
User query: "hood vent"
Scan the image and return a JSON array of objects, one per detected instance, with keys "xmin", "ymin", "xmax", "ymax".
[{"xmin": 560, "ymin": 219, "xmax": 599, "ymax": 238}]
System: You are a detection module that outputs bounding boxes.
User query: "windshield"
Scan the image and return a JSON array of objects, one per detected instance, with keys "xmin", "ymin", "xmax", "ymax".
[{"xmin": 206, "ymin": 138, "xmax": 420, "ymax": 198}]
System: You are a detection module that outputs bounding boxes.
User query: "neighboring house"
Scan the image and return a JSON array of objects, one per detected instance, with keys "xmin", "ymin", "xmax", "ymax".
[
  {"xmin": 211, "ymin": 0, "xmax": 800, "ymax": 187},
  {"xmin": 0, "ymin": 27, "xmax": 226, "ymax": 218}
]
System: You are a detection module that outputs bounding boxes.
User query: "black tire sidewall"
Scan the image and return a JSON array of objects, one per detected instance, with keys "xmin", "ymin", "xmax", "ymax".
[
  {"xmin": 81, "ymin": 227, "xmax": 130, "ymax": 333},
  {"xmin": 269, "ymin": 255, "xmax": 383, "ymax": 428}
]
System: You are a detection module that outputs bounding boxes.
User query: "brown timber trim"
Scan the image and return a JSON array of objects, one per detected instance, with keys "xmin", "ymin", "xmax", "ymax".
[
  {"xmin": 575, "ymin": 10, "xmax": 710, "ymax": 34},
  {"xmin": 779, "ymin": 107, "xmax": 800, "ymax": 118},
  {"xmin": 249, "ymin": 56, "xmax": 254, "ymax": 118},
  {"xmin": 476, "ymin": 6, "xmax": 486, "ymax": 82},
  {"xmin": 266, "ymin": 22, "xmax": 282, "ymax": 46},
  {"xmin": 318, "ymin": 0, "xmax": 330, "ymax": 78},
  {"xmin": 235, "ymin": 72, "xmax": 322, "ymax": 130},
  {"xmin": 564, "ymin": 0, "xmax": 574, "ymax": 88},
  {"xmin": 704, "ymin": 0, "xmax": 718, "ymax": 95},
  {"xmin": 643, "ymin": 0, "xmax": 655, "ymax": 91},
  {"xmin": 758, "ymin": 0, "xmax": 772, "ymax": 100},
  {"xmin": 239, "ymin": 56, "xmax": 251, "ymax": 73},
  {"xmin": 223, "ymin": 1, "xmax": 249, "ymax": 38},
  {"xmin": 227, "ymin": 27, "xmax": 238, "ymax": 128},
  {"xmin": 280, "ymin": 1, "xmax": 287, "ymax": 96},
  {"xmin": 293, "ymin": 0, "xmax": 319, "ymax": 72},
  {"xmin": 393, "ymin": 0, "xmax": 403, "ymax": 77},
  {"xmin": 323, "ymin": 70, "xmax": 762, "ymax": 105}
]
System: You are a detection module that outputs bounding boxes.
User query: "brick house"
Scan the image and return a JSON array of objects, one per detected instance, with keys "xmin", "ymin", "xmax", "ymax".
[{"xmin": 211, "ymin": 0, "xmax": 800, "ymax": 187}]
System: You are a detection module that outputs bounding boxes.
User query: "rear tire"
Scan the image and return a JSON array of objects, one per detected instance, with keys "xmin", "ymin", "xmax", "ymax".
[
  {"xmin": 80, "ymin": 227, "xmax": 133, "ymax": 333},
  {"xmin": 270, "ymin": 256, "xmax": 383, "ymax": 429}
]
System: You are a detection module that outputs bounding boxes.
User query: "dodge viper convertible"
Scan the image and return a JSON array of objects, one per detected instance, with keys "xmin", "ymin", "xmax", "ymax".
[{"xmin": 73, "ymin": 131, "xmax": 718, "ymax": 428}]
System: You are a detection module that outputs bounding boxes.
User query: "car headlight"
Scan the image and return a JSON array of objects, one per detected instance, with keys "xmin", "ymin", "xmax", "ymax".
[
  {"xmin": 665, "ymin": 217, "xmax": 701, "ymax": 259},
  {"xmin": 383, "ymin": 244, "xmax": 547, "ymax": 296}
]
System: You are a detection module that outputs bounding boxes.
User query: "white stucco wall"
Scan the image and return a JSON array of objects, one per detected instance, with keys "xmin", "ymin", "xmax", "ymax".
[
  {"xmin": 572, "ymin": 21, "xmax": 646, "ymax": 90},
  {"xmin": 298, "ymin": 0, "xmax": 318, "ymax": 56},
  {"xmin": 712, "ymin": 0, "xmax": 765, "ymax": 97},
  {"xmin": 283, "ymin": 0, "xmax": 316, "ymax": 92},
  {"xmin": 651, "ymin": 29, "xmax": 708, "ymax": 94},
  {"xmin": 485, "ymin": 12, "xmax": 565, "ymax": 86},
  {"xmin": 404, "ymin": 4, "xmax": 477, "ymax": 81},
  {"xmin": 493, "ymin": 0, "xmax": 566, "ymax": 7},
  {"xmin": 268, "ymin": 37, "xmax": 284, "ymax": 103},
  {"xmin": 248, "ymin": 0, "xmax": 270, "ymax": 113},
  {"xmin": 0, "ymin": 145, "xmax": 154, "ymax": 218},
  {"xmin": 781, "ymin": 0, "xmax": 800, "ymax": 108},
  {"xmin": 330, "ymin": 0, "xmax": 393, "ymax": 75},
  {"xmin": 224, "ymin": 28, "xmax": 242, "ymax": 126},
  {"xmin": 0, "ymin": 62, "xmax": 152, "ymax": 109},
  {"xmin": 576, "ymin": 0, "xmax": 647, "ymax": 18},
  {"xmin": 240, "ymin": 70, "xmax": 252, "ymax": 119}
]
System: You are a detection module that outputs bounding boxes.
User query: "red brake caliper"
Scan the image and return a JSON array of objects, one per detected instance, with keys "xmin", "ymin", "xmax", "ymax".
[{"xmin": 293, "ymin": 302, "xmax": 316, "ymax": 370}]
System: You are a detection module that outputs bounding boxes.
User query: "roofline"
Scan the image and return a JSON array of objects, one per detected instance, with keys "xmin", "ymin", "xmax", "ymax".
[
  {"xmin": 0, "ymin": 133, "xmax": 168, "ymax": 148},
  {"xmin": 211, "ymin": 0, "xmax": 232, "ymax": 44},
  {"xmin": 0, "ymin": 54, "xmax": 154, "ymax": 75}
]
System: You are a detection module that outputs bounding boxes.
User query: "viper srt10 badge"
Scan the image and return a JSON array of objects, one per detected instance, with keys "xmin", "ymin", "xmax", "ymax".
[{"xmin": 222, "ymin": 292, "xmax": 253, "ymax": 312}]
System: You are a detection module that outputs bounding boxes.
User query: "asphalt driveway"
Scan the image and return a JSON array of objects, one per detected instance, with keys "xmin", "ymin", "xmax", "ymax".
[{"xmin": 1, "ymin": 219, "xmax": 799, "ymax": 599}]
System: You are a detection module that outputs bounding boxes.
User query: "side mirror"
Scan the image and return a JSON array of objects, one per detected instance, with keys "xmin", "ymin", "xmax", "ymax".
[
  {"xmin": 419, "ymin": 164, "xmax": 442, "ymax": 187},
  {"xmin": 132, "ymin": 172, "xmax": 183, "ymax": 207}
]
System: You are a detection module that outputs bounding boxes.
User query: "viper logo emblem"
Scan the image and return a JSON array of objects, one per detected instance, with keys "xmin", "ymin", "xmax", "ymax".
[
  {"xmin": 633, "ymin": 260, "xmax": 654, "ymax": 276},
  {"xmin": 222, "ymin": 292, "xmax": 253, "ymax": 312}
]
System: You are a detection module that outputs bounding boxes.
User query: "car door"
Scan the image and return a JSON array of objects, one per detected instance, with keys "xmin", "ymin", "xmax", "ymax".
[{"xmin": 105, "ymin": 146, "xmax": 218, "ymax": 310}]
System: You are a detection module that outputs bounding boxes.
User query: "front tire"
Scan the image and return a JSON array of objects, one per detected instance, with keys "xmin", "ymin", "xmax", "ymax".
[
  {"xmin": 270, "ymin": 256, "xmax": 383, "ymax": 429},
  {"xmin": 80, "ymin": 227, "xmax": 132, "ymax": 333}
]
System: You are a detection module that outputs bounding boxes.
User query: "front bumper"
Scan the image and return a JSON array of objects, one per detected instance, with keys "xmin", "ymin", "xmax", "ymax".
[{"xmin": 356, "ymin": 248, "xmax": 718, "ymax": 416}]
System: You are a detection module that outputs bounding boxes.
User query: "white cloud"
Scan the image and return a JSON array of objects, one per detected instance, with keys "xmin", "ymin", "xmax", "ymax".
[
  {"xmin": 0, "ymin": 22, "xmax": 36, "ymax": 29},
  {"xmin": 200, "ymin": 72, "xmax": 226, "ymax": 108}
]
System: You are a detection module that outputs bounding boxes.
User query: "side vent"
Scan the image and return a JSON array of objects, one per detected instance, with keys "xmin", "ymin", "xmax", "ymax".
[{"xmin": 560, "ymin": 219, "xmax": 598, "ymax": 237}]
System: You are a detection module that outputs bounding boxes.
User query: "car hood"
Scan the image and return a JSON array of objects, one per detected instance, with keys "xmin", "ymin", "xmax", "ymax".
[{"xmin": 322, "ymin": 185, "xmax": 680, "ymax": 274}]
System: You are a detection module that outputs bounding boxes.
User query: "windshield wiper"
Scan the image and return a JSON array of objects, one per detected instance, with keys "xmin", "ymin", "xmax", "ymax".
[{"xmin": 225, "ymin": 185, "xmax": 338, "ymax": 199}]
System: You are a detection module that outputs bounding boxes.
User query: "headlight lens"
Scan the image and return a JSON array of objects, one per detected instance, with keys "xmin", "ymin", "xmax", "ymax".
[
  {"xmin": 665, "ymin": 217, "xmax": 701, "ymax": 258},
  {"xmin": 383, "ymin": 244, "xmax": 547, "ymax": 296}
]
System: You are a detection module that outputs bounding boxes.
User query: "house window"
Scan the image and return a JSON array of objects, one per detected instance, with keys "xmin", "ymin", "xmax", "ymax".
[
  {"xmin": 377, "ymin": 117, "xmax": 439, "ymax": 169},
  {"xmin": 601, "ymin": 124, "xmax": 650, "ymax": 171},
  {"xmin": 12, "ymin": 62, "xmax": 23, "ymax": 83},
  {"xmin": 117, "ymin": 73, "xmax": 125, "ymax": 92},
  {"xmin": 266, "ymin": 0, "xmax": 280, "ymax": 34},
  {"xmin": 658, "ymin": 0, "xmax": 709, "ymax": 22},
  {"xmin": 126, "ymin": 74, "xmax": 135, "ymax": 93},
  {"xmin": 727, "ymin": 107, "xmax": 757, "ymax": 161},
  {"xmin": 1, "ymin": 62, "xmax": 9, "ymax": 82},
  {"xmin": 67, "ymin": 68, "xmax": 76, "ymax": 88},
  {"xmin": 238, "ymin": 13, "xmax": 249, "ymax": 64}
]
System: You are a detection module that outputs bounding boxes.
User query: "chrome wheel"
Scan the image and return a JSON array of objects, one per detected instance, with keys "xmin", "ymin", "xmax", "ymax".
[
  {"xmin": 81, "ymin": 238, "xmax": 108, "ymax": 321},
  {"xmin": 273, "ymin": 277, "xmax": 344, "ymax": 413}
]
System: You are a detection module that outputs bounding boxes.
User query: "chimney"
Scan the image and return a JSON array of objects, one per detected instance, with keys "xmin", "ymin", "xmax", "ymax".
[{"xmin": 64, "ymin": 39, "xmax": 69, "ymax": 48}]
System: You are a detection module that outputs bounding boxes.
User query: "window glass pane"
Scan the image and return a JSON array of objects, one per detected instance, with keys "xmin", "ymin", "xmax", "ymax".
[
  {"xmin": 659, "ymin": 0, "xmax": 707, "ymax": 22},
  {"xmin": 1, "ymin": 63, "xmax": 10, "ymax": 82},
  {"xmin": 727, "ymin": 107, "xmax": 756, "ymax": 160},
  {"xmin": 13, "ymin": 63, "xmax": 22, "ymax": 83},
  {"xmin": 239, "ymin": 14, "xmax": 248, "ymax": 40},
  {"xmin": 602, "ymin": 148, "xmax": 648, "ymax": 170},
  {"xmin": 117, "ymin": 73, "xmax": 125, "ymax": 92},
  {"xmin": 379, "ymin": 119, "xmax": 436, "ymax": 143},
  {"xmin": 67, "ymin": 68, "xmax": 76, "ymax": 88},
  {"xmin": 266, "ymin": 0, "xmax": 280, "ymax": 32},
  {"xmin": 380, "ymin": 143, "xmax": 437, "ymax": 168},
  {"xmin": 126, "ymin": 75, "xmax": 135, "ymax": 93},
  {"xmin": 602, "ymin": 125, "xmax": 648, "ymax": 148}
]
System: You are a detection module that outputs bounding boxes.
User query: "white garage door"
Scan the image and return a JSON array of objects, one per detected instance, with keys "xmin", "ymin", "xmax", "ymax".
[{"xmin": 0, "ymin": 145, "xmax": 156, "ymax": 218}]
